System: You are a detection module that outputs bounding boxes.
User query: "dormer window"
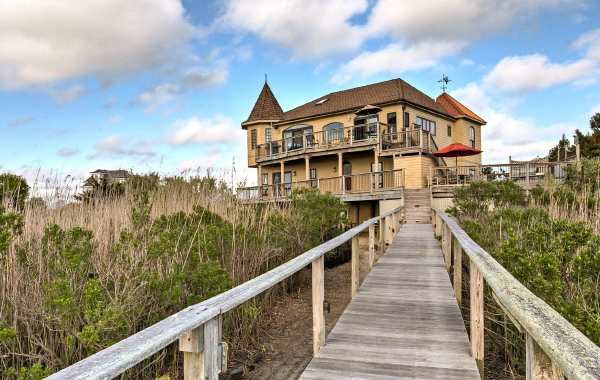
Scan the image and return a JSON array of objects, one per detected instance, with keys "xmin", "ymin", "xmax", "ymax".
[{"xmin": 315, "ymin": 98, "xmax": 328, "ymax": 105}]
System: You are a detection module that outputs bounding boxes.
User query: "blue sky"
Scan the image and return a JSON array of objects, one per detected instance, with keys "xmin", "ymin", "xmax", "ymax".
[{"xmin": 1, "ymin": 0, "xmax": 600, "ymax": 190}]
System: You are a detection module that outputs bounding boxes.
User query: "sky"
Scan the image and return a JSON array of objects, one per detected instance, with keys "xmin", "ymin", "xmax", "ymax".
[{"xmin": 1, "ymin": 0, "xmax": 600, "ymax": 191}]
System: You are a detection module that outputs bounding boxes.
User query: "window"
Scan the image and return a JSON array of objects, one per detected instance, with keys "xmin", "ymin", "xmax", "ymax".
[
  {"xmin": 262, "ymin": 173, "xmax": 268, "ymax": 185},
  {"xmin": 416, "ymin": 116, "xmax": 436, "ymax": 136},
  {"xmin": 283, "ymin": 124, "xmax": 313, "ymax": 150},
  {"xmin": 265, "ymin": 127, "xmax": 272, "ymax": 143},
  {"xmin": 323, "ymin": 122, "xmax": 344, "ymax": 143},
  {"xmin": 403, "ymin": 111, "xmax": 410, "ymax": 130},
  {"xmin": 387, "ymin": 112, "xmax": 397, "ymax": 135},
  {"xmin": 250, "ymin": 129, "xmax": 257, "ymax": 149},
  {"xmin": 309, "ymin": 168, "xmax": 317, "ymax": 187},
  {"xmin": 469, "ymin": 126, "xmax": 476, "ymax": 148},
  {"xmin": 447, "ymin": 125, "xmax": 452, "ymax": 137}
]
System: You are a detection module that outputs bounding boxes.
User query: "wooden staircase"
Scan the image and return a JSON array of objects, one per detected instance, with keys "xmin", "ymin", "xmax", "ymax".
[{"xmin": 403, "ymin": 188, "xmax": 431, "ymax": 224}]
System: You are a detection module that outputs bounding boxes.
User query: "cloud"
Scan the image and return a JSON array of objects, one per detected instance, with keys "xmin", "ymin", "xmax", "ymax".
[
  {"xmin": 181, "ymin": 62, "xmax": 228, "ymax": 88},
  {"xmin": 220, "ymin": 0, "xmax": 369, "ymax": 58},
  {"xmin": 452, "ymin": 83, "xmax": 573, "ymax": 162},
  {"xmin": 332, "ymin": 40, "xmax": 466, "ymax": 83},
  {"xmin": 93, "ymin": 135, "xmax": 155, "ymax": 158},
  {"xmin": 57, "ymin": 147, "xmax": 79, "ymax": 157},
  {"xmin": 7, "ymin": 116, "xmax": 34, "ymax": 128},
  {"xmin": 483, "ymin": 28, "xmax": 600, "ymax": 93},
  {"xmin": 170, "ymin": 115, "xmax": 243, "ymax": 146},
  {"xmin": 0, "ymin": 0, "xmax": 195, "ymax": 89},
  {"xmin": 132, "ymin": 63, "xmax": 228, "ymax": 111},
  {"xmin": 51, "ymin": 84, "xmax": 85, "ymax": 104},
  {"xmin": 365, "ymin": 0, "xmax": 581, "ymax": 42},
  {"xmin": 133, "ymin": 83, "xmax": 182, "ymax": 111}
]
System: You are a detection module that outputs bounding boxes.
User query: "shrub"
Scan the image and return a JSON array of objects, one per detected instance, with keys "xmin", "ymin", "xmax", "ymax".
[{"xmin": 0, "ymin": 174, "xmax": 29, "ymax": 211}]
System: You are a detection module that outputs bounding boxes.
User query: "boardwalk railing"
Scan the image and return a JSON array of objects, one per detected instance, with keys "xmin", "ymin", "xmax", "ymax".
[
  {"xmin": 47, "ymin": 207, "xmax": 404, "ymax": 380},
  {"xmin": 432, "ymin": 209, "xmax": 600, "ymax": 380},
  {"xmin": 238, "ymin": 169, "xmax": 404, "ymax": 201}
]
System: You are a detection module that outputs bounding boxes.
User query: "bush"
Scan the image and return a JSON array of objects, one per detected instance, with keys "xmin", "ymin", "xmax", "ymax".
[
  {"xmin": 0, "ymin": 174, "xmax": 29, "ymax": 211},
  {"xmin": 449, "ymin": 180, "xmax": 526, "ymax": 219}
]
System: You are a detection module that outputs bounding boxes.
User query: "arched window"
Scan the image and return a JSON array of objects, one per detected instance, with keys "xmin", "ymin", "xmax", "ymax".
[
  {"xmin": 469, "ymin": 126, "xmax": 476, "ymax": 148},
  {"xmin": 323, "ymin": 122, "xmax": 344, "ymax": 143}
]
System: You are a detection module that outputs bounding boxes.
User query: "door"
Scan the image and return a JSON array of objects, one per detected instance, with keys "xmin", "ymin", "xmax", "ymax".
[
  {"xmin": 272, "ymin": 172, "xmax": 281, "ymax": 196},
  {"xmin": 261, "ymin": 173, "xmax": 269, "ymax": 196},
  {"xmin": 343, "ymin": 161, "xmax": 352, "ymax": 191}
]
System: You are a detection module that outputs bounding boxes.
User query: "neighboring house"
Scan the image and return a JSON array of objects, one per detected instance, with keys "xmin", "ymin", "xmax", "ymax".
[
  {"xmin": 82, "ymin": 169, "xmax": 129, "ymax": 192},
  {"xmin": 239, "ymin": 78, "xmax": 486, "ymax": 223}
]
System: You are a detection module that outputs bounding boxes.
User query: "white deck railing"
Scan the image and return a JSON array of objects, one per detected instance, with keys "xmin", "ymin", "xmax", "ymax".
[{"xmin": 433, "ymin": 209, "xmax": 600, "ymax": 380}]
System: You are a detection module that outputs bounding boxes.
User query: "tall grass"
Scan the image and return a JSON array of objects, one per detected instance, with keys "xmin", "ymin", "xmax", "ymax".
[{"xmin": 0, "ymin": 175, "xmax": 347, "ymax": 379}]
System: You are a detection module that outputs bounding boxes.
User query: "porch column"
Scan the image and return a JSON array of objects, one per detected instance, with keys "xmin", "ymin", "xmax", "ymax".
[
  {"xmin": 305, "ymin": 155, "xmax": 310, "ymax": 181},
  {"xmin": 280, "ymin": 160, "xmax": 285, "ymax": 179},
  {"xmin": 338, "ymin": 152, "xmax": 343, "ymax": 176},
  {"xmin": 257, "ymin": 164, "xmax": 262, "ymax": 185}
]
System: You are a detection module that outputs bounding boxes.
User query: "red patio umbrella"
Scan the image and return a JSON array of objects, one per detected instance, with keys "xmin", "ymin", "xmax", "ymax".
[{"xmin": 433, "ymin": 143, "xmax": 482, "ymax": 168}]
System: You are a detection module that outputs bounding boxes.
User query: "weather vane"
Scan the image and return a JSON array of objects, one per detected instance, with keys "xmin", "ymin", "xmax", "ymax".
[{"xmin": 438, "ymin": 74, "xmax": 451, "ymax": 92}]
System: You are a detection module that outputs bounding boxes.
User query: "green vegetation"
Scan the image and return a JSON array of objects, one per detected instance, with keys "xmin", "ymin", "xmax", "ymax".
[
  {"xmin": 0, "ymin": 174, "xmax": 30, "ymax": 211},
  {"xmin": 0, "ymin": 174, "xmax": 348, "ymax": 379},
  {"xmin": 449, "ymin": 163, "xmax": 600, "ymax": 376}
]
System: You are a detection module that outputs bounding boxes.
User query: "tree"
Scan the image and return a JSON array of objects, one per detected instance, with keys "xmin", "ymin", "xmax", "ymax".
[
  {"xmin": 548, "ymin": 134, "xmax": 575, "ymax": 161},
  {"xmin": 590, "ymin": 112, "xmax": 600, "ymax": 134},
  {"xmin": 75, "ymin": 177, "xmax": 124, "ymax": 203},
  {"xmin": 0, "ymin": 174, "xmax": 29, "ymax": 211}
]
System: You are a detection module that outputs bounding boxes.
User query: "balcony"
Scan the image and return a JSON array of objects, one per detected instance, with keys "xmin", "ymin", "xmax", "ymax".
[
  {"xmin": 254, "ymin": 123, "xmax": 433, "ymax": 163},
  {"xmin": 237, "ymin": 169, "xmax": 405, "ymax": 202}
]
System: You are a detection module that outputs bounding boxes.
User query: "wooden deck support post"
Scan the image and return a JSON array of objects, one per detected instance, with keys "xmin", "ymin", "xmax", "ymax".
[
  {"xmin": 379, "ymin": 218, "xmax": 385, "ymax": 254},
  {"xmin": 470, "ymin": 261, "xmax": 484, "ymax": 378},
  {"xmin": 312, "ymin": 256, "xmax": 325, "ymax": 355},
  {"xmin": 204, "ymin": 316, "xmax": 223, "ymax": 380},
  {"xmin": 453, "ymin": 237, "xmax": 462, "ymax": 305},
  {"xmin": 444, "ymin": 225, "xmax": 452, "ymax": 271},
  {"xmin": 368, "ymin": 224, "xmax": 375, "ymax": 270},
  {"xmin": 179, "ymin": 326, "xmax": 204, "ymax": 380},
  {"xmin": 351, "ymin": 236, "xmax": 360, "ymax": 297},
  {"xmin": 526, "ymin": 334, "xmax": 563, "ymax": 380}
]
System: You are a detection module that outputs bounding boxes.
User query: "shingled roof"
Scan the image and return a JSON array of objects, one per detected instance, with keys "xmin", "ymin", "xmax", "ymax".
[
  {"xmin": 279, "ymin": 78, "xmax": 452, "ymax": 123},
  {"xmin": 243, "ymin": 82, "xmax": 284, "ymax": 125},
  {"xmin": 435, "ymin": 92, "xmax": 486, "ymax": 124}
]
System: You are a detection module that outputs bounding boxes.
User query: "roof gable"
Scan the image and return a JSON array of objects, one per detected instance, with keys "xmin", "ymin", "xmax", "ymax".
[
  {"xmin": 435, "ymin": 93, "xmax": 486, "ymax": 124},
  {"xmin": 244, "ymin": 82, "xmax": 284, "ymax": 124}
]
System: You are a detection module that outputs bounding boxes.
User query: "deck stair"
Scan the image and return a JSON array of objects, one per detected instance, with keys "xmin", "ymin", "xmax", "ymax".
[{"xmin": 403, "ymin": 189, "xmax": 431, "ymax": 224}]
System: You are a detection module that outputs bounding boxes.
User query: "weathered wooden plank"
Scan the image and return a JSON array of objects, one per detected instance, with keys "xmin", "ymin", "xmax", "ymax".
[
  {"xmin": 434, "ymin": 209, "xmax": 600, "ymax": 380},
  {"xmin": 312, "ymin": 256, "xmax": 325, "ymax": 355},
  {"xmin": 470, "ymin": 259, "xmax": 485, "ymax": 377},
  {"xmin": 179, "ymin": 326, "xmax": 204, "ymax": 380},
  {"xmin": 351, "ymin": 236, "xmax": 359, "ymax": 298},
  {"xmin": 526, "ymin": 334, "xmax": 564, "ymax": 380},
  {"xmin": 453, "ymin": 237, "xmax": 463, "ymax": 305},
  {"xmin": 203, "ymin": 316, "xmax": 221, "ymax": 380},
  {"xmin": 300, "ymin": 223, "xmax": 479, "ymax": 380},
  {"xmin": 368, "ymin": 224, "xmax": 375, "ymax": 270}
]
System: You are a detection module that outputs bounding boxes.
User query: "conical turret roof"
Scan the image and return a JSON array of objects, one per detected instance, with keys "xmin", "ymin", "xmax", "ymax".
[{"xmin": 243, "ymin": 82, "xmax": 284, "ymax": 125}]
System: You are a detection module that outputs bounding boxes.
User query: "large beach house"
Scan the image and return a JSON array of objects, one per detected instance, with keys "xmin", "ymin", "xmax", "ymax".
[{"xmin": 239, "ymin": 78, "xmax": 486, "ymax": 223}]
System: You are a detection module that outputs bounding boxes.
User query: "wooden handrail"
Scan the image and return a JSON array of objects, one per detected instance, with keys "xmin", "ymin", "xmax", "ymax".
[
  {"xmin": 47, "ymin": 207, "xmax": 404, "ymax": 380},
  {"xmin": 432, "ymin": 209, "xmax": 600, "ymax": 380}
]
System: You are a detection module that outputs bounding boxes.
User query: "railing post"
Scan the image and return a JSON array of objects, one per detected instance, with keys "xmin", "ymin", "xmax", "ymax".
[
  {"xmin": 419, "ymin": 129, "xmax": 424, "ymax": 149},
  {"xmin": 526, "ymin": 162, "xmax": 531, "ymax": 189},
  {"xmin": 443, "ymin": 225, "xmax": 452, "ymax": 271},
  {"xmin": 369, "ymin": 173, "xmax": 374, "ymax": 194},
  {"xmin": 453, "ymin": 237, "xmax": 462, "ymax": 305},
  {"xmin": 526, "ymin": 334, "xmax": 563, "ymax": 380},
  {"xmin": 351, "ymin": 235, "xmax": 360, "ymax": 297},
  {"xmin": 350, "ymin": 126, "xmax": 354, "ymax": 145},
  {"xmin": 379, "ymin": 218, "xmax": 385, "ymax": 254},
  {"xmin": 312, "ymin": 256, "xmax": 325, "ymax": 355},
  {"xmin": 179, "ymin": 326, "xmax": 204, "ymax": 380},
  {"xmin": 470, "ymin": 261, "xmax": 484, "ymax": 378},
  {"xmin": 368, "ymin": 224, "xmax": 375, "ymax": 270}
]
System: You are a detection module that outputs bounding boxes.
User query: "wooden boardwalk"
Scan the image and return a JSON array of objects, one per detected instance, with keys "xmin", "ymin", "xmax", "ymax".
[{"xmin": 300, "ymin": 223, "xmax": 480, "ymax": 380}]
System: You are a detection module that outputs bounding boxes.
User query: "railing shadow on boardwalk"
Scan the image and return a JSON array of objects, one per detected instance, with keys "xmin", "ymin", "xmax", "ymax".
[{"xmin": 47, "ymin": 208, "xmax": 600, "ymax": 380}]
